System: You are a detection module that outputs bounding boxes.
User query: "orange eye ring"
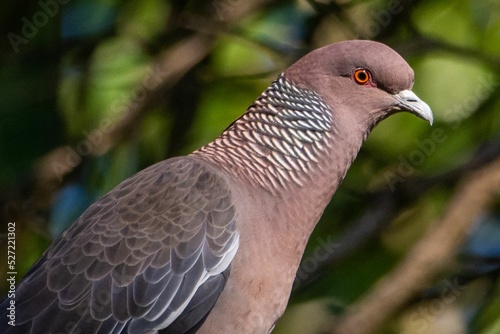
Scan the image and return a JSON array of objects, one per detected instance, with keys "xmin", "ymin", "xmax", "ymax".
[{"xmin": 353, "ymin": 68, "xmax": 371, "ymax": 85}]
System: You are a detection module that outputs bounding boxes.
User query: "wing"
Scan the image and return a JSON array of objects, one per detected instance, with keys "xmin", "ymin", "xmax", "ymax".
[{"xmin": 0, "ymin": 156, "xmax": 239, "ymax": 334}]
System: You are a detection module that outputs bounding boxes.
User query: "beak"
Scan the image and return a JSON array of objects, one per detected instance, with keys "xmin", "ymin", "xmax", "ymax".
[{"xmin": 393, "ymin": 90, "xmax": 433, "ymax": 125}]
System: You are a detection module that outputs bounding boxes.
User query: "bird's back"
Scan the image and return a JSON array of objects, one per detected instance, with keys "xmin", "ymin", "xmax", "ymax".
[{"xmin": 0, "ymin": 156, "xmax": 239, "ymax": 334}]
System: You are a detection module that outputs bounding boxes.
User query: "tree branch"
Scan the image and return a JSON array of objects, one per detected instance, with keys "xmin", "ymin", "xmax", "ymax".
[
  {"xmin": 292, "ymin": 138, "xmax": 500, "ymax": 295},
  {"xmin": 331, "ymin": 156, "xmax": 500, "ymax": 334},
  {"xmin": 34, "ymin": 0, "xmax": 275, "ymax": 185}
]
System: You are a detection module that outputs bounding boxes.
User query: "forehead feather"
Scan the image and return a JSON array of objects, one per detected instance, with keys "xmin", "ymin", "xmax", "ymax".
[{"xmin": 286, "ymin": 40, "xmax": 415, "ymax": 94}]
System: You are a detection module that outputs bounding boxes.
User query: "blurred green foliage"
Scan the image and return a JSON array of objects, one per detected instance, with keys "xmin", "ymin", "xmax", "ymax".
[{"xmin": 1, "ymin": 0, "xmax": 499, "ymax": 333}]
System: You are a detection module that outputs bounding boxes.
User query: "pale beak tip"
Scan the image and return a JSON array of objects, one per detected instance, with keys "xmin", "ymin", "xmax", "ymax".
[{"xmin": 394, "ymin": 90, "xmax": 434, "ymax": 126}]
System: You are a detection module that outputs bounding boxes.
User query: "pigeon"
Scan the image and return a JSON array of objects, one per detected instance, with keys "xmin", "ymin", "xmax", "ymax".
[{"xmin": 0, "ymin": 40, "xmax": 433, "ymax": 334}]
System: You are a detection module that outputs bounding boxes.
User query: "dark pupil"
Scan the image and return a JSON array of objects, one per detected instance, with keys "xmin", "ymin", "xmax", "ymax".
[{"xmin": 357, "ymin": 71, "xmax": 367, "ymax": 81}]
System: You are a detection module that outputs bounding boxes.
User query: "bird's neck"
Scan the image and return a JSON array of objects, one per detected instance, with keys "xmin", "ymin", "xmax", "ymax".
[
  {"xmin": 192, "ymin": 73, "xmax": 369, "ymax": 275},
  {"xmin": 192, "ymin": 74, "xmax": 365, "ymax": 199}
]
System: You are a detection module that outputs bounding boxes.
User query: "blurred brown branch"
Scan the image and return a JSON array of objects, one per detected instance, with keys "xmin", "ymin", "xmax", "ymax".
[
  {"xmin": 292, "ymin": 138, "xmax": 500, "ymax": 295},
  {"xmin": 34, "ymin": 0, "xmax": 274, "ymax": 186},
  {"xmin": 3, "ymin": 2, "xmax": 500, "ymax": 329},
  {"xmin": 331, "ymin": 156, "xmax": 500, "ymax": 334},
  {"xmin": 35, "ymin": 33, "xmax": 214, "ymax": 183}
]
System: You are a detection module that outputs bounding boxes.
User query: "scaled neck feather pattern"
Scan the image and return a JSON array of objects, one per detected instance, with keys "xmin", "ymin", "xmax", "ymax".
[{"xmin": 192, "ymin": 74, "xmax": 333, "ymax": 194}]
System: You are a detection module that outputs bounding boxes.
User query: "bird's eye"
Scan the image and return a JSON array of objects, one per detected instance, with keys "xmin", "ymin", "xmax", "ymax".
[{"xmin": 352, "ymin": 68, "xmax": 371, "ymax": 85}]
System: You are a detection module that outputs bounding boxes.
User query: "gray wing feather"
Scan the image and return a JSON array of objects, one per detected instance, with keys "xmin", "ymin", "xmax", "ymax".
[{"xmin": 1, "ymin": 156, "xmax": 239, "ymax": 334}]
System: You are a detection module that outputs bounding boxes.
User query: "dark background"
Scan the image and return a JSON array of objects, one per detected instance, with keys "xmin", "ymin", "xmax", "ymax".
[{"xmin": 1, "ymin": 0, "xmax": 499, "ymax": 333}]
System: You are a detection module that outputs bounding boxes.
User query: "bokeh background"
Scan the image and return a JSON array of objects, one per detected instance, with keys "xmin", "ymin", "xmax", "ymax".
[{"xmin": 1, "ymin": 0, "xmax": 500, "ymax": 333}]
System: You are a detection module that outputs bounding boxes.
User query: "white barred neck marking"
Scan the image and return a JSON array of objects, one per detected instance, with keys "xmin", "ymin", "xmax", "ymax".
[{"xmin": 193, "ymin": 74, "xmax": 333, "ymax": 192}]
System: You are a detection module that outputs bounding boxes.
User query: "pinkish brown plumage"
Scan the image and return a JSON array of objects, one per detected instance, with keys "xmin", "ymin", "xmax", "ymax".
[{"xmin": 1, "ymin": 40, "xmax": 432, "ymax": 334}]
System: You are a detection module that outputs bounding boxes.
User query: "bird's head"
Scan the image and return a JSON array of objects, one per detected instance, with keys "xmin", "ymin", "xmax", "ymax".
[{"xmin": 285, "ymin": 40, "xmax": 433, "ymax": 131}]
